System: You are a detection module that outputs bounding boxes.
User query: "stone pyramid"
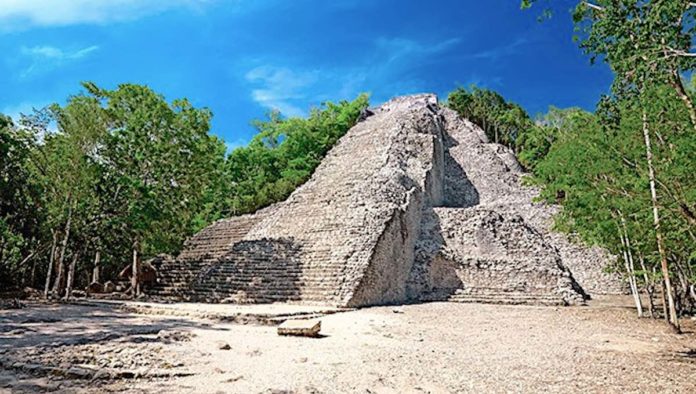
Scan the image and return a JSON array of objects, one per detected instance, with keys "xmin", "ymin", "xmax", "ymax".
[{"xmin": 148, "ymin": 94, "xmax": 624, "ymax": 307}]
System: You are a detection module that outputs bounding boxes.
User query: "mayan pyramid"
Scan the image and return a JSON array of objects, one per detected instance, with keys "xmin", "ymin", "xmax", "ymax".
[{"xmin": 148, "ymin": 94, "xmax": 624, "ymax": 307}]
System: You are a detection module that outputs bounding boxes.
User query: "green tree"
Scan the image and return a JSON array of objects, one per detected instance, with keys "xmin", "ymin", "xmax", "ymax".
[
  {"xmin": 523, "ymin": 1, "xmax": 696, "ymax": 127},
  {"xmin": 447, "ymin": 86, "xmax": 534, "ymax": 153},
  {"xmin": 523, "ymin": 0, "xmax": 696, "ymax": 329},
  {"xmin": 81, "ymin": 83, "xmax": 228, "ymax": 294},
  {"xmin": 22, "ymin": 96, "xmax": 108, "ymax": 298},
  {"xmin": 0, "ymin": 114, "xmax": 44, "ymax": 288},
  {"xmin": 1, "ymin": 84, "xmax": 367, "ymax": 295},
  {"xmin": 225, "ymin": 94, "xmax": 369, "ymax": 214}
]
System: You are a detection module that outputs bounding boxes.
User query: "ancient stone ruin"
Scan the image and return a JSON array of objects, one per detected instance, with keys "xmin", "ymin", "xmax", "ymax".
[{"xmin": 149, "ymin": 94, "xmax": 624, "ymax": 307}]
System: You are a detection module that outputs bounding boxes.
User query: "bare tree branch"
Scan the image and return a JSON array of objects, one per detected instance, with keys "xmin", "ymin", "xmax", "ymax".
[
  {"xmin": 664, "ymin": 47, "xmax": 696, "ymax": 58},
  {"xmin": 584, "ymin": 1, "xmax": 605, "ymax": 12}
]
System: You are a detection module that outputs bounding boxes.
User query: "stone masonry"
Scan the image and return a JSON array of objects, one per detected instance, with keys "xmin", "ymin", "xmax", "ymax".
[{"xmin": 148, "ymin": 94, "xmax": 624, "ymax": 307}]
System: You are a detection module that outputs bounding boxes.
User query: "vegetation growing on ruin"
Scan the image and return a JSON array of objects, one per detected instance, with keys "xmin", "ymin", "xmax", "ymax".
[{"xmin": 227, "ymin": 94, "xmax": 369, "ymax": 215}]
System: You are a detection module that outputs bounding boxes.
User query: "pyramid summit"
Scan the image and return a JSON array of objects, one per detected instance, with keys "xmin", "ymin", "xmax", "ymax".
[{"xmin": 148, "ymin": 94, "xmax": 624, "ymax": 307}]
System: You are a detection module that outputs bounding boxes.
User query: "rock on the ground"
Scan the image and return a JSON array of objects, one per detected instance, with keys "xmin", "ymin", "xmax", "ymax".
[
  {"xmin": 215, "ymin": 341, "xmax": 231, "ymax": 350},
  {"xmin": 277, "ymin": 319, "xmax": 321, "ymax": 337},
  {"xmin": 86, "ymin": 282, "xmax": 104, "ymax": 294},
  {"xmin": 157, "ymin": 329, "xmax": 194, "ymax": 343},
  {"xmin": 104, "ymin": 281, "xmax": 116, "ymax": 293},
  {"xmin": 65, "ymin": 366, "xmax": 94, "ymax": 379}
]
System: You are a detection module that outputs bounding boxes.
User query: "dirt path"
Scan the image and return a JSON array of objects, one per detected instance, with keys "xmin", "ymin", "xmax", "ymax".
[{"xmin": 1, "ymin": 296, "xmax": 694, "ymax": 393}]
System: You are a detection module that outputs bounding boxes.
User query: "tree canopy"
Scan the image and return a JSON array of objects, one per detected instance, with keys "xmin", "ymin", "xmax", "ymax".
[{"xmin": 0, "ymin": 83, "xmax": 368, "ymax": 297}]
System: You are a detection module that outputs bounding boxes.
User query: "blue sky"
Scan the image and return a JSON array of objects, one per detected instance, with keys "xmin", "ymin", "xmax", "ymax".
[{"xmin": 0, "ymin": 0, "xmax": 613, "ymax": 150}]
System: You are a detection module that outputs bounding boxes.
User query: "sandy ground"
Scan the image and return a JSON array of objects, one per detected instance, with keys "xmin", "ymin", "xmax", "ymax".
[{"xmin": 1, "ymin": 296, "xmax": 694, "ymax": 393}]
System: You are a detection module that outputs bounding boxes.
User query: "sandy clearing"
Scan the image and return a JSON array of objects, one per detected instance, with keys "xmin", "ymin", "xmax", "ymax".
[{"xmin": 1, "ymin": 296, "xmax": 694, "ymax": 393}]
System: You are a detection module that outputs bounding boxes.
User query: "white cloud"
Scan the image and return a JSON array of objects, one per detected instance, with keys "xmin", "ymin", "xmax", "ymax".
[
  {"xmin": 469, "ymin": 38, "xmax": 528, "ymax": 60},
  {"xmin": 375, "ymin": 37, "xmax": 461, "ymax": 64},
  {"xmin": 245, "ymin": 66, "xmax": 319, "ymax": 117},
  {"xmin": 18, "ymin": 44, "xmax": 100, "ymax": 78},
  {"xmin": 244, "ymin": 36, "xmax": 461, "ymax": 116},
  {"xmin": 22, "ymin": 45, "xmax": 100, "ymax": 60},
  {"xmin": 0, "ymin": 0, "xmax": 212, "ymax": 30}
]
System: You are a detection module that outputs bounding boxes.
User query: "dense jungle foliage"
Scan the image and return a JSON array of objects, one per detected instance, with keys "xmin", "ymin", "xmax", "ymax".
[{"xmin": 0, "ymin": 84, "xmax": 367, "ymax": 296}]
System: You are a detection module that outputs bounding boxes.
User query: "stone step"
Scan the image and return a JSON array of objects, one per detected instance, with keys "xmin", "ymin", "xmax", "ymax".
[
  {"xmin": 203, "ymin": 267, "xmax": 346, "ymax": 275},
  {"xmin": 191, "ymin": 276, "xmax": 344, "ymax": 284},
  {"xmin": 448, "ymin": 297, "xmax": 564, "ymax": 306},
  {"xmin": 187, "ymin": 288, "xmax": 339, "ymax": 298},
  {"xmin": 149, "ymin": 286, "xmax": 190, "ymax": 292},
  {"xmin": 184, "ymin": 287, "xmax": 340, "ymax": 297},
  {"xmin": 452, "ymin": 289, "xmax": 560, "ymax": 297},
  {"xmin": 191, "ymin": 274, "xmax": 344, "ymax": 282},
  {"xmin": 447, "ymin": 292, "xmax": 565, "ymax": 306},
  {"xmin": 449, "ymin": 293, "xmax": 563, "ymax": 301},
  {"xmin": 189, "ymin": 283, "xmax": 341, "ymax": 292}
]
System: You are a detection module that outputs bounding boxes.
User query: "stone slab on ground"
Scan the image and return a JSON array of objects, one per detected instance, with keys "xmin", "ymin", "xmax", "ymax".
[{"xmin": 277, "ymin": 319, "xmax": 321, "ymax": 337}]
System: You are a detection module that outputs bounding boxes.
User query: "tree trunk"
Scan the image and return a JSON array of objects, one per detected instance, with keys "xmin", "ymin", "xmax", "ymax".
[
  {"xmin": 30, "ymin": 257, "xmax": 37, "ymax": 289},
  {"xmin": 52, "ymin": 258, "xmax": 65, "ymax": 296},
  {"xmin": 47, "ymin": 231, "xmax": 57, "ymax": 293},
  {"xmin": 92, "ymin": 250, "xmax": 101, "ymax": 283},
  {"xmin": 0, "ymin": 238, "xmax": 6, "ymax": 271},
  {"xmin": 618, "ymin": 225, "xmax": 643, "ymax": 317},
  {"xmin": 674, "ymin": 264, "xmax": 694, "ymax": 311},
  {"xmin": 15, "ymin": 249, "xmax": 37, "ymax": 288},
  {"xmin": 642, "ymin": 111, "xmax": 680, "ymax": 331},
  {"xmin": 622, "ymin": 218, "xmax": 643, "ymax": 317},
  {"xmin": 669, "ymin": 69, "xmax": 696, "ymax": 132},
  {"xmin": 52, "ymin": 204, "xmax": 73, "ymax": 296},
  {"xmin": 660, "ymin": 279, "xmax": 668, "ymax": 322},
  {"xmin": 639, "ymin": 254, "xmax": 655, "ymax": 318},
  {"xmin": 132, "ymin": 240, "xmax": 140, "ymax": 297},
  {"xmin": 64, "ymin": 252, "xmax": 79, "ymax": 301}
]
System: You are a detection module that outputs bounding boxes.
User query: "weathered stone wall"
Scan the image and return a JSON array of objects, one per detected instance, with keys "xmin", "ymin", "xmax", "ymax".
[
  {"xmin": 148, "ymin": 94, "xmax": 622, "ymax": 306},
  {"xmin": 151, "ymin": 94, "xmax": 446, "ymax": 306},
  {"xmin": 424, "ymin": 208, "xmax": 585, "ymax": 304},
  {"xmin": 148, "ymin": 209, "xmax": 276, "ymax": 299},
  {"xmin": 436, "ymin": 108, "xmax": 625, "ymax": 296}
]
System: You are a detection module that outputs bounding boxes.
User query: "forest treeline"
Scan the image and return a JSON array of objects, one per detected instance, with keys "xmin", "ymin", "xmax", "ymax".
[
  {"xmin": 451, "ymin": 0, "xmax": 695, "ymax": 330},
  {"xmin": 0, "ymin": 83, "xmax": 368, "ymax": 297}
]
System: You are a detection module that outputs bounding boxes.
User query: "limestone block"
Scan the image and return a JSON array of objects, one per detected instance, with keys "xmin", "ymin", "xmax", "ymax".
[
  {"xmin": 277, "ymin": 319, "xmax": 321, "ymax": 337},
  {"xmin": 86, "ymin": 281, "xmax": 103, "ymax": 294},
  {"xmin": 103, "ymin": 281, "xmax": 116, "ymax": 293}
]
